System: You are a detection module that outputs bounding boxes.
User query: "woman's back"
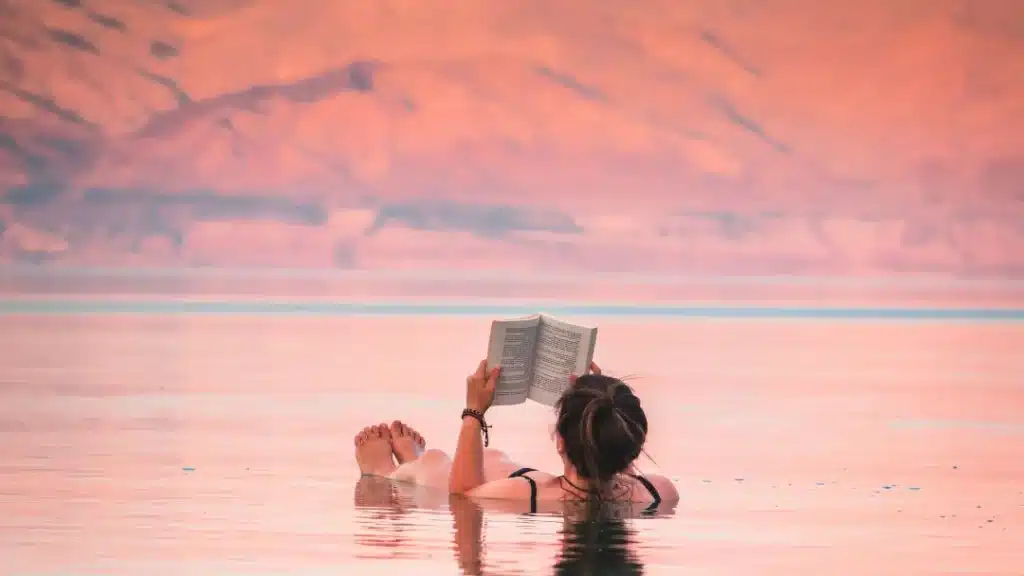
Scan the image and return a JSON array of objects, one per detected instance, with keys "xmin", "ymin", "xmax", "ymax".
[
  {"xmin": 525, "ymin": 471, "xmax": 661, "ymax": 502},
  {"xmin": 503, "ymin": 467, "xmax": 675, "ymax": 516}
]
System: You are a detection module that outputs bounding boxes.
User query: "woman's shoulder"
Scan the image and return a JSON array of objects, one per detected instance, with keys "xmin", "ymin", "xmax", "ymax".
[
  {"xmin": 471, "ymin": 470, "xmax": 678, "ymax": 506},
  {"xmin": 516, "ymin": 469, "xmax": 559, "ymax": 481},
  {"xmin": 630, "ymin": 472, "xmax": 679, "ymax": 504},
  {"xmin": 534, "ymin": 472, "xmax": 676, "ymax": 503},
  {"xmin": 468, "ymin": 469, "xmax": 557, "ymax": 499}
]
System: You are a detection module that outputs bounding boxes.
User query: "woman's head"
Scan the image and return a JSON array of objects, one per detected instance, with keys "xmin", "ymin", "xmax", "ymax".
[{"xmin": 555, "ymin": 374, "xmax": 647, "ymax": 482}]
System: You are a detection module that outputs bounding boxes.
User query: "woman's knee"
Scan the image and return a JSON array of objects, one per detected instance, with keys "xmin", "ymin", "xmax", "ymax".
[
  {"xmin": 482, "ymin": 449, "xmax": 524, "ymax": 481},
  {"xmin": 420, "ymin": 448, "xmax": 452, "ymax": 467},
  {"xmin": 392, "ymin": 448, "xmax": 452, "ymax": 486},
  {"xmin": 483, "ymin": 448, "xmax": 510, "ymax": 462}
]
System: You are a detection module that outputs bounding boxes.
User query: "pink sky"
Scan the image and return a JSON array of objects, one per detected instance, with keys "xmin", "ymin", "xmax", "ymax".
[{"xmin": 1, "ymin": 0, "xmax": 1022, "ymax": 278}]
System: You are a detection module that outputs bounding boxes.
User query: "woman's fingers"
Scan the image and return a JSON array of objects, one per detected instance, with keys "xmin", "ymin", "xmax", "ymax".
[
  {"xmin": 570, "ymin": 361, "xmax": 601, "ymax": 384},
  {"xmin": 468, "ymin": 360, "xmax": 493, "ymax": 387}
]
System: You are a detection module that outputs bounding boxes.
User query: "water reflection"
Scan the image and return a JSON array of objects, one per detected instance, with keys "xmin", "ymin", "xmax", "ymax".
[
  {"xmin": 352, "ymin": 476, "xmax": 675, "ymax": 574},
  {"xmin": 351, "ymin": 476, "xmax": 405, "ymax": 559},
  {"xmin": 553, "ymin": 505, "xmax": 645, "ymax": 575}
]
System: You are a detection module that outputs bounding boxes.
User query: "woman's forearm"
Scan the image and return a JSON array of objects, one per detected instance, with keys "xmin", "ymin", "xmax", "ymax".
[{"xmin": 449, "ymin": 416, "xmax": 486, "ymax": 494}]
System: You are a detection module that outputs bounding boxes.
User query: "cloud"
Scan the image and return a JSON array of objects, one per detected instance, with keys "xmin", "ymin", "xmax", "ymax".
[
  {"xmin": 1, "ymin": 222, "xmax": 68, "ymax": 253},
  {"xmin": 83, "ymin": 188, "xmax": 327, "ymax": 226},
  {"xmin": 365, "ymin": 200, "xmax": 583, "ymax": 238},
  {"xmin": 536, "ymin": 67, "xmax": 605, "ymax": 101},
  {"xmin": 137, "ymin": 61, "xmax": 378, "ymax": 138}
]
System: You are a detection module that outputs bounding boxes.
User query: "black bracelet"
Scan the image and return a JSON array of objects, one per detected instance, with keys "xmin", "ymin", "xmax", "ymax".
[{"xmin": 461, "ymin": 408, "xmax": 490, "ymax": 447}]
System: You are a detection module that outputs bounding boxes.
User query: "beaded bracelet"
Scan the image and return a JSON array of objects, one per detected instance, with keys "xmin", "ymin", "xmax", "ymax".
[{"xmin": 461, "ymin": 408, "xmax": 490, "ymax": 447}]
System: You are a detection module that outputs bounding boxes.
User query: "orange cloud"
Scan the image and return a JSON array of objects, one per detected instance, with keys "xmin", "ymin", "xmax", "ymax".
[{"xmin": 0, "ymin": 0, "xmax": 1022, "ymax": 277}]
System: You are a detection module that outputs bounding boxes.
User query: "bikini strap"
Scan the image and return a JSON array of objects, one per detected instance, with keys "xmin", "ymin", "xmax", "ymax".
[
  {"xmin": 630, "ymin": 474, "xmax": 662, "ymax": 508},
  {"xmin": 509, "ymin": 467, "xmax": 537, "ymax": 478},
  {"xmin": 509, "ymin": 468, "xmax": 538, "ymax": 513}
]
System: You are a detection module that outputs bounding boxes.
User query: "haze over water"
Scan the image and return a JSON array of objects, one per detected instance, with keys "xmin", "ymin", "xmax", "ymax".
[{"xmin": 1, "ymin": 290, "xmax": 1021, "ymax": 574}]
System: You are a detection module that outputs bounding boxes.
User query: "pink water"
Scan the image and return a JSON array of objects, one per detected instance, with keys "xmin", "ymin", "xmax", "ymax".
[{"xmin": 0, "ymin": 314, "xmax": 1021, "ymax": 574}]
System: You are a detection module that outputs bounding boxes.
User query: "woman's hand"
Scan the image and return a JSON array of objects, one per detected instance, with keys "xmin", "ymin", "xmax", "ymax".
[
  {"xmin": 569, "ymin": 361, "xmax": 602, "ymax": 385},
  {"xmin": 466, "ymin": 359, "xmax": 500, "ymax": 413}
]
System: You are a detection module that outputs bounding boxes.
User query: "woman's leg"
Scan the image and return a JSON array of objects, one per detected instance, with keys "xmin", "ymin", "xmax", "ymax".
[
  {"xmin": 481, "ymin": 447, "xmax": 529, "ymax": 479},
  {"xmin": 390, "ymin": 448, "xmax": 452, "ymax": 487},
  {"xmin": 385, "ymin": 421, "xmax": 530, "ymax": 487}
]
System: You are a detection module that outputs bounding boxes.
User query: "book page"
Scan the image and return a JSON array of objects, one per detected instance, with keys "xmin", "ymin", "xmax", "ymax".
[
  {"xmin": 486, "ymin": 316, "xmax": 541, "ymax": 406},
  {"xmin": 527, "ymin": 315, "xmax": 598, "ymax": 406}
]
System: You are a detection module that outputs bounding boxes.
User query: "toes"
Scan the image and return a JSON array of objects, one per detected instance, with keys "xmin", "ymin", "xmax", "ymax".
[
  {"xmin": 393, "ymin": 420, "xmax": 422, "ymax": 446},
  {"xmin": 357, "ymin": 425, "xmax": 392, "ymax": 445},
  {"xmin": 381, "ymin": 420, "xmax": 425, "ymax": 446},
  {"xmin": 355, "ymin": 426, "xmax": 371, "ymax": 445},
  {"xmin": 408, "ymin": 426, "xmax": 423, "ymax": 446}
]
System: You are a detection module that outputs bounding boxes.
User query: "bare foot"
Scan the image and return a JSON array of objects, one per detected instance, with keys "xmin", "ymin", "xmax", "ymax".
[
  {"xmin": 354, "ymin": 423, "xmax": 397, "ymax": 476},
  {"xmin": 389, "ymin": 420, "xmax": 426, "ymax": 464}
]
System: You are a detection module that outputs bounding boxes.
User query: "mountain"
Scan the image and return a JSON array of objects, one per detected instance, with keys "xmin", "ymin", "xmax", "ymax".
[{"xmin": 1, "ymin": 0, "xmax": 1022, "ymax": 275}]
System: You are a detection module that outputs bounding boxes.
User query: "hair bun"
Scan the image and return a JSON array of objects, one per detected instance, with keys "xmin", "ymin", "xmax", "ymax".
[
  {"xmin": 555, "ymin": 375, "xmax": 649, "ymax": 483},
  {"xmin": 589, "ymin": 392, "xmax": 618, "ymax": 420}
]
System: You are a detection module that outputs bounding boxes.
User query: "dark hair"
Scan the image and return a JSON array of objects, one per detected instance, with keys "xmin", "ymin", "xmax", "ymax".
[{"xmin": 555, "ymin": 374, "xmax": 648, "ymax": 486}]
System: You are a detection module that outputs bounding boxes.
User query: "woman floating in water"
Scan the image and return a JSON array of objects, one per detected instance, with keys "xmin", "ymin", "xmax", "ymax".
[{"xmin": 353, "ymin": 360, "xmax": 678, "ymax": 512}]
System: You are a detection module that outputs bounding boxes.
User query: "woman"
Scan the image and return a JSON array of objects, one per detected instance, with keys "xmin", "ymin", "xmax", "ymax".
[{"xmin": 353, "ymin": 359, "xmax": 678, "ymax": 512}]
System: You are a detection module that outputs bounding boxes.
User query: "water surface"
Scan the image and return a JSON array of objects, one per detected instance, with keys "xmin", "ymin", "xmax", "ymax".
[{"xmin": 0, "ymin": 313, "xmax": 1021, "ymax": 574}]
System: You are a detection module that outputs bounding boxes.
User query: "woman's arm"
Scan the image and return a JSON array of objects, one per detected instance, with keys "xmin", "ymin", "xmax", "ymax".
[
  {"xmin": 449, "ymin": 415, "xmax": 486, "ymax": 493},
  {"xmin": 449, "ymin": 360, "xmax": 499, "ymax": 494}
]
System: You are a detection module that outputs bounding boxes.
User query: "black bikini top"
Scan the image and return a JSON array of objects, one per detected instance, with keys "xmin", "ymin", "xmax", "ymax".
[{"xmin": 508, "ymin": 468, "xmax": 663, "ymax": 514}]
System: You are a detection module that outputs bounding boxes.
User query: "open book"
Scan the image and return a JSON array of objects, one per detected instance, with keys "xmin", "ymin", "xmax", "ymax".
[{"xmin": 486, "ymin": 313, "xmax": 598, "ymax": 407}]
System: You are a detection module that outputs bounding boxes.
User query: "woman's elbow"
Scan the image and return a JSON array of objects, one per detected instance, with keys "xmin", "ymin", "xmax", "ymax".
[{"xmin": 448, "ymin": 477, "xmax": 471, "ymax": 495}]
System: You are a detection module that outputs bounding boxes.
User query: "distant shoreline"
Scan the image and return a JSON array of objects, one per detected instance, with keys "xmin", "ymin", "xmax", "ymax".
[
  {"xmin": 2, "ymin": 264, "xmax": 1022, "ymax": 286},
  {"xmin": 3, "ymin": 266, "xmax": 1023, "ymax": 308},
  {"xmin": 1, "ymin": 299, "xmax": 1021, "ymax": 321}
]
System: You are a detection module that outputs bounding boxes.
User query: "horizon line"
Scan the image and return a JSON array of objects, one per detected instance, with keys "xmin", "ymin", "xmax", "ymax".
[
  {"xmin": 1, "ymin": 299, "xmax": 1021, "ymax": 321},
  {"xmin": 2, "ymin": 264, "xmax": 1023, "ymax": 288}
]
